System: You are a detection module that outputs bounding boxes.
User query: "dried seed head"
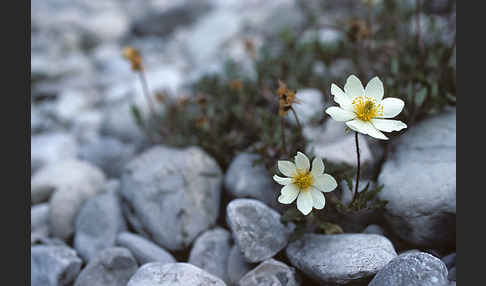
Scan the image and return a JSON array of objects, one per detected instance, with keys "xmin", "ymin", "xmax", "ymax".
[{"xmin": 122, "ymin": 46, "xmax": 143, "ymax": 71}]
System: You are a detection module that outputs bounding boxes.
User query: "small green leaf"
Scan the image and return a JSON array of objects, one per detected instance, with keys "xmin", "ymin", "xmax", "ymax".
[
  {"xmin": 319, "ymin": 222, "xmax": 344, "ymax": 235},
  {"xmin": 130, "ymin": 104, "xmax": 144, "ymax": 127}
]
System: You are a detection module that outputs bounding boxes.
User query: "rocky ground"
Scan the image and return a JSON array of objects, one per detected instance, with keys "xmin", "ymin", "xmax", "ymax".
[{"xmin": 31, "ymin": 0, "xmax": 456, "ymax": 285}]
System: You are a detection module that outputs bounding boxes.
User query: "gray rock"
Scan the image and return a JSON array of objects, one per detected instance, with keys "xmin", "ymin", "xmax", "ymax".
[
  {"xmin": 304, "ymin": 121, "xmax": 376, "ymax": 168},
  {"xmin": 224, "ymin": 153, "xmax": 278, "ymax": 208},
  {"xmin": 116, "ymin": 232, "xmax": 176, "ymax": 265},
  {"xmin": 288, "ymin": 89, "xmax": 324, "ymax": 126},
  {"xmin": 119, "ymin": 145, "xmax": 223, "ymax": 251},
  {"xmin": 32, "ymin": 159, "xmax": 105, "ymax": 205},
  {"xmin": 226, "ymin": 199, "xmax": 290, "ymax": 263},
  {"xmin": 31, "ymin": 236, "xmax": 67, "ymax": 247},
  {"xmin": 188, "ymin": 227, "xmax": 232, "ymax": 283},
  {"xmin": 31, "ymin": 132, "xmax": 78, "ymax": 175},
  {"xmin": 32, "ymin": 203, "xmax": 50, "ymax": 244},
  {"xmin": 32, "ymin": 203, "xmax": 49, "ymax": 231},
  {"xmin": 37, "ymin": 160, "xmax": 106, "ymax": 239},
  {"xmin": 363, "ymin": 224, "xmax": 386, "ymax": 236},
  {"xmin": 448, "ymin": 266, "xmax": 456, "ymax": 281},
  {"xmin": 74, "ymin": 191, "xmax": 126, "ymax": 261},
  {"xmin": 101, "ymin": 101, "xmax": 146, "ymax": 144},
  {"xmin": 237, "ymin": 259, "xmax": 300, "ymax": 286},
  {"xmin": 74, "ymin": 247, "xmax": 138, "ymax": 286},
  {"xmin": 442, "ymin": 252, "xmax": 456, "ymax": 269},
  {"xmin": 378, "ymin": 108, "xmax": 456, "ymax": 249},
  {"xmin": 131, "ymin": 2, "xmax": 212, "ymax": 37},
  {"xmin": 286, "ymin": 233, "xmax": 397, "ymax": 284},
  {"xmin": 127, "ymin": 262, "xmax": 226, "ymax": 286},
  {"xmin": 227, "ymin": 245, "xmax": 253, "ymax": 285},
  {"xmin": 31, "ymin": 245, "xmax": 82, "ymax": 286},
  {"xmin": 77, "ymin": 136, "xmax": 136, "ymax": 178},
  {"xmin": 369, "ymin": 252, "xmax": 449, "ymax": 286}
]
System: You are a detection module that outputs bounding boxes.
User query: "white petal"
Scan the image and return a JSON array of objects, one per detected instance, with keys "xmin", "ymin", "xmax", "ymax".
[
  {"xmin": 273, "ymin": 175, "xmax": 292, "ymax": 186},
  {"xmin": 346, "ymin": 119, "xmax": 389, "ymax": 140},
  {"xmin": 278, "ymin": 160, "xmax": 297, "ymax": 177},
  {"xmin": 310, "ymin": 188, "xmax": 326, "ymax": 209},
  {"xmin": 313, "ymin": 174, "xmax": 338, "ymax": 192},
  {"xmin": 325, "ymin": 106, "xmax": 356, "ymax": 122},
  {"xmin": 297, "ymin": 191, "xmax": 313, "ymax": 215},
  {"xmin": 344, "ymin": 75, "xmax": 365, "ymax": 99},
  {"xmin": 379, "ymin": 98, "xmax": 405, "ymax": 118},
  {"xmin": 365, "ymin": 76, "xmax": 384, "ymax": 102},
  {"xmin": 310, "ymin": 157, "xmax": 325, "ymax": 177},
  {"xmin": 370, "ymin": 119, "xmax": 407, "ymax": 132},
  {"xmin": 294, "ymin": 152, "xmax": 310, "ymax": 172},
  {"xmin": 331, "ymin": 83, "xmax": 353, "ymax": 111},
  {"xmin": 278, "ymin": 184, "xmax": 300, "ymax": 204}
]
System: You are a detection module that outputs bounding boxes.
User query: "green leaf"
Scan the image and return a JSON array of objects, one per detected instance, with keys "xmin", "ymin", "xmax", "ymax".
[
  {"xmin": 281, "ymin": 208, "xmax": 304, "ymax": 223},
  {"xmin": 130, "ymin": 104, "xmax": 144, "ymax": 127},
  {"xmin": 319, "ymin": 222, "xmax": 344, "ymax": 235},
  {"xmin": 289, "ymin": 223, "xmax": 307, "ymax": 242}
]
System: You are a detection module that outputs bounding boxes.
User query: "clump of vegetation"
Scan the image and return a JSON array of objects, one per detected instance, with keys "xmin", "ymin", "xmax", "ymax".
[{"xmin": 129, "ymin": 0, "xmax": 455, "ymax": 234}]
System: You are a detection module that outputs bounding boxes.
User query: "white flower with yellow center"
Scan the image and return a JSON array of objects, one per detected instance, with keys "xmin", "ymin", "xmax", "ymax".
[
  {"xmin": 273, "ymin": 152, "xmax": 337, "ymax": 215},
  {"xmin": 325, "ymin": 75, "xmax": 407, "ymax": 140}
]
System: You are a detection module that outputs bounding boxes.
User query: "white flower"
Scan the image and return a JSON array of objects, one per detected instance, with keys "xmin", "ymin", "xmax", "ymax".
[
  {"xmin": 273, "ymin": 152, "xmax": 337, "ymax": 215},
  {"xmin": 325, "ymin": 75, "xmax": 407, "ymax": 140}
]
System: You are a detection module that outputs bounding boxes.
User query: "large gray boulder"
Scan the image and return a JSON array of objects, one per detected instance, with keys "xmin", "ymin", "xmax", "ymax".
[
  {"xmin": 74, "ymin": 191, "xmax": 126, "ymax": 261},
  {"xmin": 369, "ymin": 252, "xmax": 449, "ymax": 286},
  {"xmin": 238, "ymin": 259, "xmax": 300, "ymax": 286},
  {"xmin": 188, "ymin": 227, "xmax": 232, "ymax": 283},
  {"xmin": 224, "ymin": 153, "xmax": 278, "ymax": 208},
  {"xmin": 127, "ymin": 262, "xmax": 227, "ymax": 286},
  {"xmin": 74, "ymin": 247, "xmax": 138, "ymax": 286},
  {"xmin": 119, "ymin": 145, "xmax": 223, "ymax": 251},
  {"xmin": 226, "ymin": 199, "xmax": 290, "ymax": 263},
  {"xmin": 286, "ymin": 233, "xmax": 397, "ymax": 284},
  {"xmin": 116, "ymin": 232, "xmax": 176, "ymax": 265},
  {"xmin": 378, "ymin": 108, "xmax": 456, "ymax": 249},
  {"xmin": 31, "ymin": 245, "xmax": 82, "ymax": 286}
]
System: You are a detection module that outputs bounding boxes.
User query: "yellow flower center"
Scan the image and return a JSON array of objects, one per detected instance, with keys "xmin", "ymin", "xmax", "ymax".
[
  {"xmin": 293, "ymin": 172, "xmax": 314, "ymax": 191},
  {"xmin": 353, "ymin": 96, "xmax": 383, "ymax": 121}
]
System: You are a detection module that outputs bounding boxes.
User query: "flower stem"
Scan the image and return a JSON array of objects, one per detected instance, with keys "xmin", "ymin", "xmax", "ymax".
[
  {"xmin": 290, "ymin": 107, "xmax": 302, "ymax": 130},
  {"xmin": 352, "ymin": 132, "xmax": 361, "ymax": 205},
  {"xmin": 138, "ymin": 70, "xmax": 156, "ymax": 116},
  {"xmin": 280, "ymin": 117, "xmax": 287, "ymax": 154}
]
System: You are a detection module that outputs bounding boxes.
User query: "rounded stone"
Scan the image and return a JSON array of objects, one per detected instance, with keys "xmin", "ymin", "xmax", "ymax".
[
  {"xmin": 119, "ymin": 145, "xmax": 223, "ymax": 251},
  {"xmin": 286, "ymin": 233, "xmax": 397, "ymax": 284},
  {"xmin": 31, "ymin": 245, "xmax": 82, "ymax": 286},
  {"xmin": 74, "ymin": 191, "xmax": 126, "ymax": 261},
  {"xmin": 369, "ymin": 252, "xmax": 449, "ymax": 286},
  {"xmin": 127, "ymin": 262, "xmax": 226, "ymax": 286},
  {"xmin": 116, "ymin": 232, "xmax": 176, "ymax": 265},
  {"xmin": 74, "ymin": 247, "xmax": 138, "ymax": 286},
  {"xmin": 188, "ymin": 227, "xmax": 232, "ymax": 282},
  {"xmin": 226, "ymin": 199, "xmax": 290, "ymax": 263}
]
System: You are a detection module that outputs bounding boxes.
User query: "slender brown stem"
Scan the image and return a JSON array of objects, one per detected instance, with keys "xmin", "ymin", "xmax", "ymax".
[
  {"xmin": 280, "ymin": 117, "xmax": 287, "ymax": 154},
  {"xmin": 352, "ymin": 132, "xmax": 361, "ymax": 204},
  {"xmin": 138, "ymin": 70, "xmax": 156, "ymax": 116},
  {"xmin": 290, "ymin": 107, "xmax": 302, "ymax": 130}
]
